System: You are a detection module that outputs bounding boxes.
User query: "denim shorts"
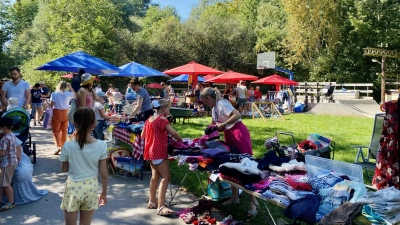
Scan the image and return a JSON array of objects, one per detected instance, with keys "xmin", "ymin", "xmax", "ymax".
[
  {"xmin": 237, "ymin": 98, "xmax": 246, "ymax": 107},
  {"xmin": 31, "ymin": 102, "xmax": 42, "ymax": 108}
]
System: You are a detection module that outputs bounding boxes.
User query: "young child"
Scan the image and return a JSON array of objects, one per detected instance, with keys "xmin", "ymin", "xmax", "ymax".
[
  {"xmin": 93, "ymin": 92, "xmax": 118, "ymax": 140},
  {"xmin": 59, "ymin": 107, "xmax": 108, "ymax": 224},
  {"xmin": 141, "ymin": 99, "xmax": 183, "ymax": 216},
  {"xmin": 0, "ymin": 117, "xmax": 18, "ymax": 212},
  {"xmin": 6, "ymin": 97, "xmax": 19, "ymax": 111}
]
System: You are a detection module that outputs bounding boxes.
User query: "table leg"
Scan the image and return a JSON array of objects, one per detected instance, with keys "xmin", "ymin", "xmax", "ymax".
[
  {"xmin": 260, "ymin": 200, "xmax": 278, "ymax": 225},
  {"xmin": 169, "ymin": 172, "xmax": 189, "ymax": 206}
]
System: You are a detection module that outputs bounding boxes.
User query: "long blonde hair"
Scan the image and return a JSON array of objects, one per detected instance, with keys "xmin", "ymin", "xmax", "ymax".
[{"xmin": 200, "ymin": 87, "xmax": 222, "ymax": 101}]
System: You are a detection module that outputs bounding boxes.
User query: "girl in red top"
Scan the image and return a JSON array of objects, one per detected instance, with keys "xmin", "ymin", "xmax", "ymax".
[{"xmin": 141, "ymin": 98, "xmax": 183, "ymax": 216}]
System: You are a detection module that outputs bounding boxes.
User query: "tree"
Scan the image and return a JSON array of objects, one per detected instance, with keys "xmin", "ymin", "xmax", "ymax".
[{"xmin": 281, "ymin": 0, "xmax": 341, "ymax": 69}]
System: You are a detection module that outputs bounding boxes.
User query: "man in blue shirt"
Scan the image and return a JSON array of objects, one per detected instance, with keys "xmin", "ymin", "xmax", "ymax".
[{"xmin": 39, "ymin": 81, "xmax": 50, "ymax": 98}]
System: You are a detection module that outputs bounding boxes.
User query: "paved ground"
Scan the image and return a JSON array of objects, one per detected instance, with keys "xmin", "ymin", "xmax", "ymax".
[
  {"xmin": 306, "ymin": 100, "xmax": 381, "ymax": 118},
  {"xmin": 0, "ymin": 125, "xmax": 216, "ymax": 225}
]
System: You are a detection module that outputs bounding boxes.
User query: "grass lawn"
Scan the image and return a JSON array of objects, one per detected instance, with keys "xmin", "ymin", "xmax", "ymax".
[{"xmin": 169, "ymin": 113, "xmax": 374, "ymax": 224}]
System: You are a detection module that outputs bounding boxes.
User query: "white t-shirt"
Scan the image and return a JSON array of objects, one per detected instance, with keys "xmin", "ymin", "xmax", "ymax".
[
  {"xmin": 59, "ymin": 140, "xmax": 107, "ymax": 181},
  {"xmin": 212, "ymin": 99, "xmax": 241, "ymax": 130},
  {"xmin": 50, "ymin": 91, "xmax": 74, "ymax": 110},
  {"xmin": 111, "ymin": 92, "xmax": 122, "ymax": 104},
  {"xmin": 2, "ymin": 80, "xmax": 30, "ymax": 107},
  {"xmin": 236, "ymin": 85, "xmax": 247, "ymax": 99},
  {"xmin": 94, "ymin": 101, "xmax": 105, "ymax": 121}
]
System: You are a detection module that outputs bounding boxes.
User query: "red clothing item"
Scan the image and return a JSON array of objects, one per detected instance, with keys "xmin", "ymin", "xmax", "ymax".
[
  {"xmin": 143, "ymin": 116, "xmax": 170, "ymax": 160},
  {"xmin": 254, "ymin": 90, "xmax": 262, "ymax": 99}
]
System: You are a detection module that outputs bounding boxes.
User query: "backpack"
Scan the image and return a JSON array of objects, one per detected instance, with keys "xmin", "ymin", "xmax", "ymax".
[{"xmin": 67, "ymin": 99, "xmax": 78, "ymax": 121}]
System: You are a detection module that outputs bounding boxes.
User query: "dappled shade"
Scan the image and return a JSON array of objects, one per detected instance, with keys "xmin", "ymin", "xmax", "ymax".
[{"xmin": 35, "ymin": 51, "xmax": 120, "ymax": 75}]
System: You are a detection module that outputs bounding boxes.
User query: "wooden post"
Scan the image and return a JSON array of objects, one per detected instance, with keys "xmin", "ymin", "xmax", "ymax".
[
  {"xmin": 381, "ymin": 57, "xmax": 386, "ymax": 103},
  {"xmin": 316, "ymin": 83, "xmax": 320, "ymax": 103}
]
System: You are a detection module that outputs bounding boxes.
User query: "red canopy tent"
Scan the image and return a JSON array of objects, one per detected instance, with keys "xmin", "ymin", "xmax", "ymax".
[
  {"xmin": 207, "ymin": 70, "xmax": 258, "ymax": 84},
  {"xmin": 164, "ymin": 62, "xmax": 223, "ymax": 89},
  {"xmin": 61, "ymin": 73, "xmax": 100, "ymax": 82},
  {"xmin": 146, "ymin": 83, "xmax": 163, "ymax": 89},
  {"xmin": 252, "ymin": 74, "xmax": 298, "ymax": 85},
  {"xmin": 202, "ymin": 74, "xmax": 215, "ymax": 82}
]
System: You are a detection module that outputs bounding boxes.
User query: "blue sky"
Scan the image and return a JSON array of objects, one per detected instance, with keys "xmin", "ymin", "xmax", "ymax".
[{"xmin": 154, "ymin": 0, "xmax": 199, "ymax": 20}]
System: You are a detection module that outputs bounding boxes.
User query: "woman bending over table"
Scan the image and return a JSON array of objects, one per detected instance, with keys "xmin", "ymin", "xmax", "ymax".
[{"xmin": 201, "ymin": 87, "xmax": 259, "ymax": 218}]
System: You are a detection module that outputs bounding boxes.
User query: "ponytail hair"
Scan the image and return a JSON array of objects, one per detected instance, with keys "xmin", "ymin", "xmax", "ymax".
[
  {"xmin": 200, "ymin": 87, "xmax": 222, "ymax": 101},
  {"xmin": 73, "ymin": 107, "xmax": 96, "ymax": 149}
]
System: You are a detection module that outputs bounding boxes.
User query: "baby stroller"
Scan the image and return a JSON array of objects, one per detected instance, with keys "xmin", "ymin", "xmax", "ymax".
[
  {"xmin": 2, "ymin": 108, "xmax": 36, "ymax": 163},
  {"xmin": 321, "ymin": 84, "xmax": 335, "ymax": 102}
]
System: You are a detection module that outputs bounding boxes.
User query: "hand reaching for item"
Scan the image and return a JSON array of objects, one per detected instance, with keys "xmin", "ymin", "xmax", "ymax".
[{"xmin": 204, "ymin": 125, "xmax": 218, "ymax": 135}]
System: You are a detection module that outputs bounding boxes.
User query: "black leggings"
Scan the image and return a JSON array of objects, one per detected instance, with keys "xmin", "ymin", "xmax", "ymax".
[{"xmin": 137, "ymin": 109, "xmax": 154, "ymax": 121}]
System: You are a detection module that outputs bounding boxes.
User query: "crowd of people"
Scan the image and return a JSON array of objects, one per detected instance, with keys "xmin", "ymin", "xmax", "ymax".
[{"xmin": 0, "ymin": 67, "xmax": 262, "ymax": 224}]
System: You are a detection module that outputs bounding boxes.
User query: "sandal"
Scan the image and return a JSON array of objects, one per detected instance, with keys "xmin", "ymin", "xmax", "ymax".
[
  {"xmin": 147, "ymin": 201, "xmax": 157, "ymax": 209},
  {"xmin": 0, "ymin": 202, "xmax": 15, "ymax": 212},
  {"xmin": 54, "ymin": 148, "xmax": 61, "ymax": 155},
  {"xmin": 157, "ymin": 205, "xmax": 174, "ymax": 217},
  {"xmin": 247, "ymin": 201, "xmax": 260, "ymax": 218},
  {"xmin": 222, "ymin": 197, "xmax": 240, "ymax": 206}
]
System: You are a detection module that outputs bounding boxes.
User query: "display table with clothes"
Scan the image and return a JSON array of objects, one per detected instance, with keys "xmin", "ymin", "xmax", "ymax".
[
  {"xmin": 215, "ymin": 153, "xmax": 397, "ymax": 225},
  {"xmin": 109, "ymin": 122, "xmax": 146, "ymax": 179}
]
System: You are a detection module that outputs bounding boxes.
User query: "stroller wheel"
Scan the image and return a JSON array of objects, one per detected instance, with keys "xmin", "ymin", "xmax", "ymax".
[{"xmin": 32, "ymin": 143, "xmax": 36, "ymax": 164}]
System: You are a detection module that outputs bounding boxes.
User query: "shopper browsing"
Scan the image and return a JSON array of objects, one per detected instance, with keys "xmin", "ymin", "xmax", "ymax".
[
  {"xmin": 93, "ymin": 92, "xmax": 118, "ymax": 140},
  {"xmin": 0, "ymin": 117, "xmax": 19, "ymax": 212},
  {"xmin": 141, "ymin": 99, "xmax": 183, "ymax": 216},
  {"xmin": 59, "ymin": 108, "xmax": 108, "ymax": 224}
]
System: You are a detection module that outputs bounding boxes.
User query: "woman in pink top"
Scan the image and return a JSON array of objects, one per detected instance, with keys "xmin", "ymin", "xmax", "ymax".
[{"xmin": 77, "ymin": 73, "xmax": 99, "ymax": 108}]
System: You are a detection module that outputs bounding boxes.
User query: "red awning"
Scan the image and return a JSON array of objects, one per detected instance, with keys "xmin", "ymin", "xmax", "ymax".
[
  {"xmin": 164, "ymin": 61, "xmax": 223, "ymax": 75},
  {"xmin": 207, "ymin": 70, "xmax": 258, "ymax": 84},
  {"xmin": 146, "ymin": 83, "xmax": 163, "ymax": 89},
  {"xmin": 252, "ymin": 74, "xmax": 298, "ymax": 85}
]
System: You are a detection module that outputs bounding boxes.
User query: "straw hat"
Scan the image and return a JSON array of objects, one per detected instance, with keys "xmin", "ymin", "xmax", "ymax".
[{"xmin": 80, "ymin": 73, "xmax": 95, "ymax": 86}]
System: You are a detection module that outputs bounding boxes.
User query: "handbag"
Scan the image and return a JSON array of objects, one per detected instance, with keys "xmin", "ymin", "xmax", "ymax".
[
  {"xmin": 207, "ymin": 178, "xmax": 232, "ymax": 200},
  {"xmin": 43, "ymin": 108, "xmax": 53, "ymax": 129}
]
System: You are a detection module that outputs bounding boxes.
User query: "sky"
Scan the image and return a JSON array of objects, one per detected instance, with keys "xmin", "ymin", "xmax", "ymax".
[{"xmin": 154, "ymin": 0, "xmax": 199, "ymax": 20}]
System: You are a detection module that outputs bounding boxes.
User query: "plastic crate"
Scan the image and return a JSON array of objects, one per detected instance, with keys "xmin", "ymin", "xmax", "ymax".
[{"xmin": 305, "ymin": 155, "xmax": 363, "ymax": 183}]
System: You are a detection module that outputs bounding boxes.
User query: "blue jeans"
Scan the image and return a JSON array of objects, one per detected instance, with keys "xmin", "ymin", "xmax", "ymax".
[
  {"xmin": 93, "ymin": 120, "xmax": 106, "ymax": 140},
  {"xmin": 31, "ymin": 102, "xmax": 43, "ymax": 119}
]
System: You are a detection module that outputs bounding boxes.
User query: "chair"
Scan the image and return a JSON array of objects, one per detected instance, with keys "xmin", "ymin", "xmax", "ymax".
[{"xmin": 353, "ymin": 113, "xmax": 385, "ymax": 179}]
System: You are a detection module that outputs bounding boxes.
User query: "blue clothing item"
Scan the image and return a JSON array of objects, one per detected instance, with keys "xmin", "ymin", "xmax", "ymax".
[
  {"xmin": 137, "ymin": 88, "xmax": 152, "ymax": 114},
  {"xmin": 31, "ymin": 89, "xmax": 42, "ymax": 103},
  {"xmin": 316, "ymin": 188, "xmax": 350, "ymax": 220},
  {"xmin": 339, "ymin": 180, "xmax": 367, "ymax": 203},
  {"xmin": 127, "ymin": 122, "xmax": 144, "ymax": 134},
  {"xmin": 362, "ymin": 205, "xmax": 386, "ymax": 224},
  {"xmin": 2, "ymin": 153, "xmax": 48, "ymax": 204},
  {"xmin": 309, "ymin": 171, "xmax": 344, "ymax": 193},
  {"xmin": 93, "ymin": 120, "xmax": 106, "ymax": 140},
  {"xmin": 30, "ymin": 102, "xmax": 43, "ymax": 119},
  {"xmin": 257, "ymin": 150, "xmax": 290, "ymax": 170},
  {"xmin": 283, "ymin": 193, "xmax": 319, "ymax": 224},
  {"xmin": 41, "ymin": 86, "xmax": 50, "ymax": 95},
  {"xmin": 261, "ymin": 190, "xmax": 291, "ymax": 206},
  {"xmin": 127, "ymin": 87, "xmax": 133, "ymax": 93}
]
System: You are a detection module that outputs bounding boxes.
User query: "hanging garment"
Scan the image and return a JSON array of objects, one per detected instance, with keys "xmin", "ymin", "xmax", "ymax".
[{"xmin": 372, "ymin": 101, "xmax": 400, "ymax": 190}]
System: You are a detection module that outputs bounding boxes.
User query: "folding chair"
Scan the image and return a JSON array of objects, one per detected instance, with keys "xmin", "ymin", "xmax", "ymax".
[{"xmin": 353, "ymin": 113, "xmax": 385, "ymax": 179}]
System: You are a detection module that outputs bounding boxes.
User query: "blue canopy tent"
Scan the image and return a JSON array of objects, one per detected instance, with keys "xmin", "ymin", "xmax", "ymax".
[
  {"xmin": 35, "ymin": 51, "xmax": 120, "ymax": 75},
  {"xmin": 105, "ymin": 62, "xmax": 166, "ymax": 77},
  {"xmin": 168, "ymin": 74, "xmax": 205, "ymax": 83}
]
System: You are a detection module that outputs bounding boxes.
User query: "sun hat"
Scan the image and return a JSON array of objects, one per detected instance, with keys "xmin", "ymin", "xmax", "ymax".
[
  {"xmin": 80, "ymin": 73, "xmax": 95, "ymax": 86},
  {"xmin": 97, "ymin": 91, "xmax": 107, "ymax": 98},
  {"xmin": 39, "ymin": 81, "xmax": 45, "ymax": 85}
]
